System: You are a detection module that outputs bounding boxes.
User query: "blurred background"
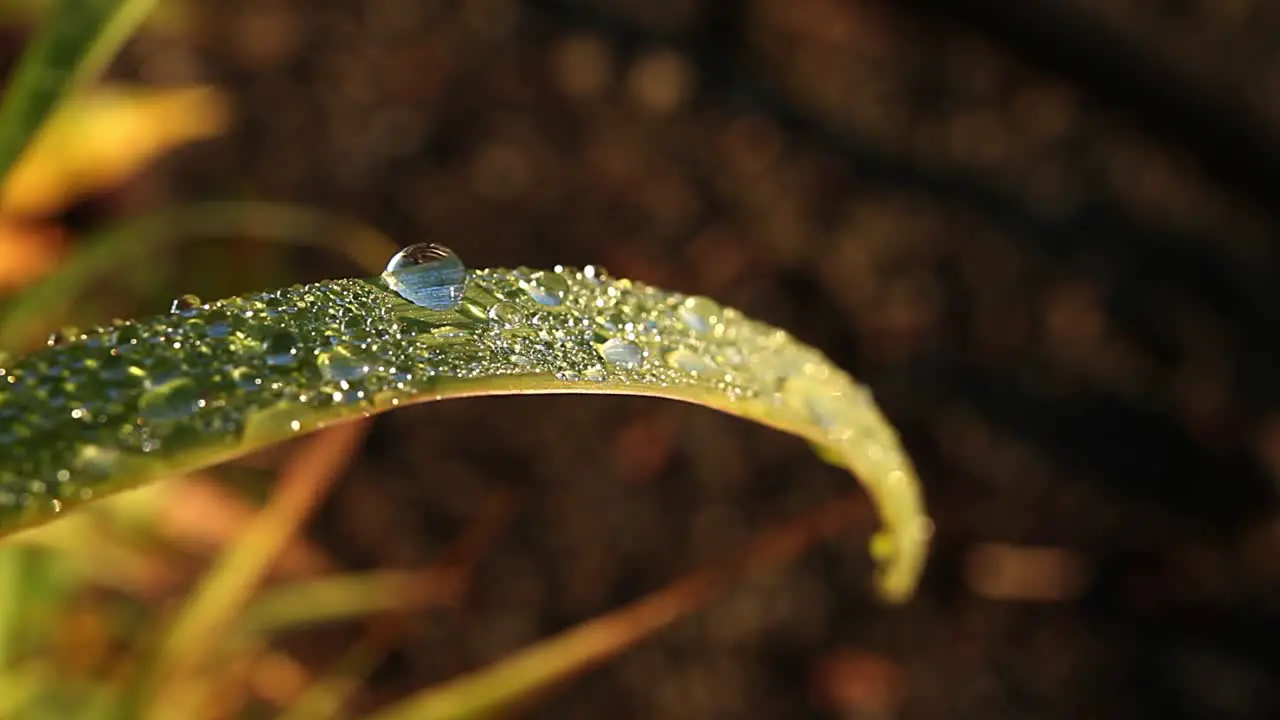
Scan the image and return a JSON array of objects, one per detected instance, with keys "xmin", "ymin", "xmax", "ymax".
[{"xmin": 2, "ymin": 0, "xmax": 1280, "ymax": 718}]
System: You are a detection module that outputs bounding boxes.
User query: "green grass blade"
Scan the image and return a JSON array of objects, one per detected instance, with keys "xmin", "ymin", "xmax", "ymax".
[
  {"xmin": 238, "ymin": 569, "xmax": 452, "ymax": 638},
  {"xmin": 0, "ymin": 201, "xmax": 400, "ymax": 352},
  {"xmin": 0, "ymin": 0, "xmax": 157, "ymax": 183},
  {"xmin": 0, "ymin": 265, "xmax": 932, "ymax": 601},
  {"xmin": 274, "ymin": 624, "xmax": 402, "ymax": 720},
  {"xmin": 143, "ymin": 422, "xmax": 369, "ymax": 719},
  {"xmin": 0, "ymin": 661, "xmax": 53, "ymax": 718}
]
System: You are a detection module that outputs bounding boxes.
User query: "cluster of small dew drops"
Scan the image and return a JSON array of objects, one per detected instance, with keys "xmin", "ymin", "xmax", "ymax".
[{"xmin": 0, "ymin": 244, "xmax": 920, "ymax": 548}]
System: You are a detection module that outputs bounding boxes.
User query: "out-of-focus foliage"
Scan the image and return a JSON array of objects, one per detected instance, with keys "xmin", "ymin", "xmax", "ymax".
[{"xmin": 0, "ymin": 84, "xmax": 228, "ymax": 218}]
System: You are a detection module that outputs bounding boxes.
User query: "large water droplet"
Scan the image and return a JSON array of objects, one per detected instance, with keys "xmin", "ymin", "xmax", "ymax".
[
  {"xmin": 204, "ymin": 309, "xmax": 233, "ymax": 338},
  {"xmin": 665, "ymin": 348, "xmax": 717, "ymax": 375},
  {"xmin": 677, "ymin": 296, "xmax": 721, "ymax": 335},
  {"xmin": 520, "ymin": 271, "xmax": 569, "ymax": 307},
  {"xmin": 170, "ymin": 294, "xmax": 202, "ymax": 313},
  {"xmin": 46, "ymin": 329, "xmax": 75, "ymax": 347},
  {"xmin": 264, "ymin": 330, "xmax": 301, "ymax": 366},
  {"xmin": 488, "ymin": 301, "xmax": 526, "ymax": 327},
  {"xmin": 383, "ymin": 243, "xmax": 468, "ymax": 311},
  {"xmin": 598, "ymin": 337, "xmax": 644, "ymax": 369},
  {"xmin": 137, "ymin": 378, "xmax": 202, "ymax": 425},
  {"xmin": 316, "ymin": 346, "xmax": 370, "ymax": 382},
  {"xmin": 781, "ymin": 375, "xmax": 869, "ymax": 433}
]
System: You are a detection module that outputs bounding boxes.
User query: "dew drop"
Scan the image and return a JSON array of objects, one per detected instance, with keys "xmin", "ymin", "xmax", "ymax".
[
  {"xmin": 488, "ymin": 301, "xmax": 526, "ymax": 327},
  {"xmin": 582, "ymin": 264, "xmax": 609, "ymax": 283},
  {"xmin": 170, "ymin": 294, "xmax": 202, "ymax": 313},
  {"xmin": 665, "ymin": 348, "xmax": 717, "ymax": 375},
  {"xmin": 46, "ymin": 329, "xmax": 73, "ymax": 347},
  {"xmin": 98, "ymin": 353, "xmax": 136, "ymax": 382},
  {"xmin": 781, "ymin": 375, "xmax": 868, "ymax": 432},
  {"xmin": 598, "ymin": 337, "xmax": 644, "ymax": 369},
  {"xmin": 231, "ymin": 366, "xmax": 260, "ymax": 389},
  {"xmin": 264, "ymin": 330, "xmax": 301, "ymax": 366},
  {"xmin": 317, "ymin": 346, "xmax": 371, "ymax": 382},
  {"xmin": 205, "ymin": 309, "xmax": 234, "ymax": 338},
  {"xmin": 72, "ymin": 444, "xmax": 120, "ymax": 480},
  {"xmin": 383, "ymin": 243, "xmax": 468, "ymax": 311},
  {"xmin": 137, "ymin": 378, "xmax": 202, "ymax": 425},
  {"xmin": 677, "ymin": 296, "xmax": 722, "ymax": 335},
  {"xmin": 520, "ymin": 271, "xmax": 569, "ymax": 307}
]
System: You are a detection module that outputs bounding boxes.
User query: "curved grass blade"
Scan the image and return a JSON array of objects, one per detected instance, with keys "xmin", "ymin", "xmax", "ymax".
[
  {"xmin": 0, "ymin": 201, "xmax": 400, "ymax": 352},
  {"xmin": 0, "ymin": 265, "xmax": 932, "ymax": 601},
  {"xmin": 0, "ymin": 0, "xmax": 157, "ymax": 183}
]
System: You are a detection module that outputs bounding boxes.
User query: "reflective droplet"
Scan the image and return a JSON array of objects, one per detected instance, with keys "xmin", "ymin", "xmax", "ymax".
[
  {"xmin": 231, "ymin": 366, "xmax": 260, "ymax": 389},
  {"xmin": 598, "ymin": 337, "xmax": 644, "ymax": 369},
  {"xmin": 383, "ymin": 243, "xmax": 468, "ymax": 311},
  {"xmin": 782, "ymin": 375, "xmax": 866, "ymax": 431},
  {"xmin": 46, "ymin": 329, "xmax": 73, "ymax": 347},
  {"xmin": 142, "ymin": 354, "xmax": 186, "ymax": 387},
  {"xmin": 170, "ymin": 294, "xmax": 202, "ymax": 313},
  {"xmin": 204, "ymin": 309, "xmax": 233, "ymax": 338},
  {"xmin": 520, "ymin": 271, "xmax": 569, "ymax": 307},
  {"xmin": 264, "ymin": 330, "xmax": 301, "ymax": 366},
  {"xmin": 665, "ymin": 348, "xmax": 717, "ymax": 375},
  {"xmin": 677, "ymin": 296, "xmax": 721, "ymax": 335},
  {"xmin": 582, "ymin": 264, "xmax": 609, "ymax": 283},
  {"xmin": 488, "ymin": 301, "xmax": 526, "ymax": 327},
  {"xmin": 73, "ymin": 444, "xmax": 121, "ymax": 480},
  {"xmin": 317, "ymin": 346, "xmax": 370, "ymax": 382},
  {"xmin": 137, "ymin": 378, "xmax": 202, "ymax": 425}
]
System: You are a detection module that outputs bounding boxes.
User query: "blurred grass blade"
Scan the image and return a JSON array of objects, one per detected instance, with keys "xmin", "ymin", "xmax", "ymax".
[
  {"xmin": 0, "ymin": 219, "xmax": 64, "ymax": 291},
  {"xmin": 237, "ymin": 568, "xmax": 455, "ymax": 638},
  {"xmin": 0, "ymin": 546, "xmax": 23, "ymax": 671},
  {"xmin": 0, "ymin": 0, "xmax": 157, "ymax": 183},
  {"xmin": 0, "ymin": 201, "xmax": 400, "ymax": 351},
  {"xmin": 239, "ymin": 491, "xmax": 518, "ymax": 637},
  {"xmin": 0, "ymin": 661, "xmax": 52, "ymax": 717},
  {"xmin": 275, "ymin": 621, "xmax": 406, "ymax": 720},
  {"xmin": 0, "ymin": 265, "xmax": 932, "ymax": 602},
  {"xmin": 145, "ymin": 421, "xmax": 371, "ymax": 717},
  {"xmin": 366, "ymin": 492, "xmax": 872, "ymax": 720},
  {"xmin": 1, "ymin": 84, "xmax": 230, "ymax": 217}
]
